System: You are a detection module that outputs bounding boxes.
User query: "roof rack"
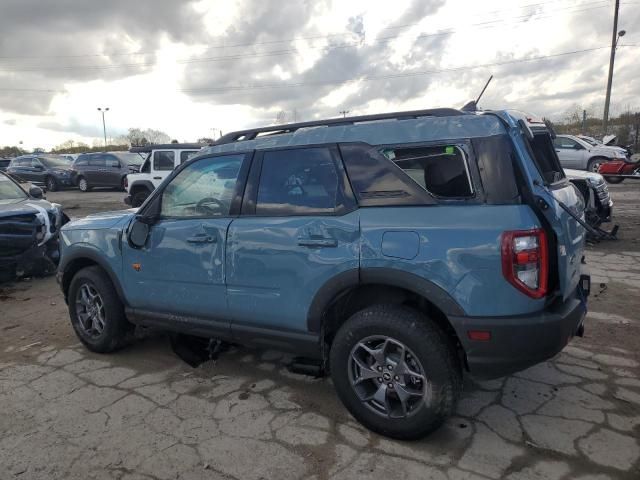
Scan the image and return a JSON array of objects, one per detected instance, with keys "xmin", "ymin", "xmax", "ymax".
[
  {"xmin": 216, "ymin": 108, "xmax": 466, "ymax": 145},
  {"xmin": 129, "ymin": 143, "xmax": 205, "ymax": 153}
]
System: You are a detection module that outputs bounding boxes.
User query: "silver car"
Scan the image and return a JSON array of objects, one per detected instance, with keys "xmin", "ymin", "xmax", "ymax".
[{"xmin": 553, "ymin": 134, "xmax": 627, "ymax": 172}]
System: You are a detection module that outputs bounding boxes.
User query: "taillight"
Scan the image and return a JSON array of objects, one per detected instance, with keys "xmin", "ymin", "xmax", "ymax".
[
  {"xmin": 501, "ymin": 228, "xmax": 548, "ymax": 299},
  {"xmin": 124, "ymin": 176, "xmax": 128, "ymax": 188}
]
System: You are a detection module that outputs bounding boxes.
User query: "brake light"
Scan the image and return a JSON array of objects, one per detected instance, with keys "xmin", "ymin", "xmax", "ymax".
[{"xmin": 501, "ymin": 229, "xmax": 548, "ymax": 299}]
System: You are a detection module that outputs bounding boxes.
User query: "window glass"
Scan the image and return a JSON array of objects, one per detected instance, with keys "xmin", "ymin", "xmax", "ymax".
[
  {"xmin": 31, "ymin": 159, "xmax": 43, "ymax": 168},
  {"xmin": 153, "ymin": 151, "xmax": 175, "ymax": 171},
  {"xmin": 180, "ymin": 150, "xmax": 199, "ymax": 164},
  {"xmin": 529, "ymin": 134, "xmax": 565, "ymax": 183},
  {"xmin": 89, "ymin": 156, "xmax": 106, "ymax": 167},
  {"xmin": 554, "ymin": 137, "xmax": 579, "ymax": 149},
  {"xmin": 160, "ymin": 155, "xmax": 244, "ymax": 218},
  {"xmin": 383, "ymin": 145, "xmax": 473, "ymax": 198},
  {"xmin": 14, "ymin": 158, "xmax": 30, "ymax": 166},
  {"xmin": 105, "ymin": 155, "xmax": 120, "ymax": 168},
  {"xmin": 38, "ymin": 156, "xmax": 71, "ymax": 168},
  {"xmin": 256, "ymin": 148, "xmax": 339, "ymax": 215},
  {"xmin": 75, "ymin": 155, "xmax": 89, "ymax": 166}
]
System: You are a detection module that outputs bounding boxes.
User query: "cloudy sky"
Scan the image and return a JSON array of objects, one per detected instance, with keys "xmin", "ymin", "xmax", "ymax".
[{"xmin": 0, "ymin": 0, "xmax": 638, "ymax": 150}]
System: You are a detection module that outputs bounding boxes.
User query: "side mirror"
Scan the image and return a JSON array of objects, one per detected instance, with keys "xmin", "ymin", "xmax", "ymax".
[
  {"xmin": 29, "ymin": 186, "xmax": 44, "ymax": 199},
  {"xmin": 128, "ymin": 217, "xmax": 150, "ymax": 249}
]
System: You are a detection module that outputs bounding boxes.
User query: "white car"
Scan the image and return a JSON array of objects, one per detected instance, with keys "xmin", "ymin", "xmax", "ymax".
[
  {"xmin": 578, "ymin": 135, "xmax": 629, "ymax": 158},
  {"xmin": 124, "ymin": 143, "xmax": 203, "ymax": 207},
  {"xmin": 553, "ymin": 135, "xmax": 627, "ymax": 172}
]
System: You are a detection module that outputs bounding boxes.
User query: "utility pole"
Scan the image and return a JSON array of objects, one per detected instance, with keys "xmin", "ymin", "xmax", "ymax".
[
  {"xmin": 602, "ymin": 0, "xmax": 625, "ymax": 134},
  {"xmin": 339, "ymin": 110, "xmax": 350, "ymax": 118},
  {"xmin": 635, "ymin": 112, "xmax": 639, "ymax": 151},
  {"xmin": 97, "ymin": 107, "xmax": 109, "ymax": 148}
]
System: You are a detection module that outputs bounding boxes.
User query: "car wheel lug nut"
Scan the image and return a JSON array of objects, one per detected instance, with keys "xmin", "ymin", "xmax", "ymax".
[
  {"xmin": 394, "ymin": 375, "xmax": 399, "ymax": 381},
  {"xmin": 378, "ymin": 377, "xmax": 383, "ymax": 382},
  {"xmin": 387, "ymin": 383, "xmax": 394, "ymax": 389}
]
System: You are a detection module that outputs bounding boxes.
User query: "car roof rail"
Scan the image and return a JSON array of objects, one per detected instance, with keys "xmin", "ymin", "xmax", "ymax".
[
  {"xmin": 216, "ymin": 108, "xmax": 466, "ymax": 145},
  {"xmin": 129, "ymin": 143, "xmax": 205, "ymax": 153}
]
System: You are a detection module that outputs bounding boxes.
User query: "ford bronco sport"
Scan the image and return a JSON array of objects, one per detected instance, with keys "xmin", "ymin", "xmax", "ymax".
[{"xmin": 58, "ymin": 108, "xmax": 589, "ymax": 439}]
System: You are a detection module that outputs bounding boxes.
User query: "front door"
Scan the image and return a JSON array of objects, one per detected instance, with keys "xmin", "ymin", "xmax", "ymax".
[
  {"xmin": 226, "ymin": 145, "xmax": 359, "ymax": 340},
  {"xmin": 122, "ymin": 153, "xmax": 250, "ymax": 330},
  {"xmin": 87, "ymin": 155, "xmax": 107, "ymax": 186},
  {"xmin": 104, "ymin": 154, "xmax": 123, "ymax": 187},
  {"xmin": 554, "ymin": 137, "xmax": 585, "ymax": 169}
]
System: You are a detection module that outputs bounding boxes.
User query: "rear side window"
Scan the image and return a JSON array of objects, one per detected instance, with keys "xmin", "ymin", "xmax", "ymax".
[
  {"xmin": 383, "ymin": 145, "xmax": 473, "ymax": 198},
  {"xmin": 528, "ymin": 134, "xmax": 565, "ymax": 184},
  {"xmin": 89, "ymin": 156, "xmax": 106, "ymax": 167},
  {"xmin": 154, "ymin": 151, "xmax": 175, "ymax": 171},
  {"xmin": 256, "ymin": 148, "xmax": 340, "ymax": 215},
  {"xmin": 180, "ymin": 151, "xmax": 198, "ymax": 164}
]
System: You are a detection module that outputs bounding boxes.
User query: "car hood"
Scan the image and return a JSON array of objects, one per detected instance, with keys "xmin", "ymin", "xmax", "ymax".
[
  {"xmin": 590, "ymin": 145, "xmax": 625, "ymax": 157},
  {"xmin": 63, "ymin": 208, "xmax": 137, "ymax": 230},
  {"xmin": 0, "ymin": 197, "xmax": 57, "ymax": 216},
  {"xmin": 564, "ymin": 169, "xmax": 604, "ymax": 183}
]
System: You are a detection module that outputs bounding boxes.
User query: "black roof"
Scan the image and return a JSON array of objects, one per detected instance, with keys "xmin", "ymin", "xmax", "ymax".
[
  {"xmin": 216, "ymin": 108, "xmax": 466, "ymax": 145},
  {"xmin": 129, "ymin": 143, "xmax": 205, "ymax": 153}
]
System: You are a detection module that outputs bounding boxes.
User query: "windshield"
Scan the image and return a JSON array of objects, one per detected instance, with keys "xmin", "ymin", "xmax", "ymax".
[
  {"xmin": 0, "ymin": 174, "xmax": 27, "ymax": 201},
  {"xmin": 39, "ymin": 156, "xmax": 72, "ymax": 168}
]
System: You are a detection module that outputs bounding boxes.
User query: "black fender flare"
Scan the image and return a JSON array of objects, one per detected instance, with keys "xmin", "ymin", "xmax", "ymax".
[
  {"xmin": 306, "ymin": 267, "xmax": 466, "ymax": 333},
  {"xmin": 59, "ymin": 245, "xmax": 126, "ymax": 305},
  {"xmin": 129, "ymin": 180, "xmax": 155, "ymax": 194}
]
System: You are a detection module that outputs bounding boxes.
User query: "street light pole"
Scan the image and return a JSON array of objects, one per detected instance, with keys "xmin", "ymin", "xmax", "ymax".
[
  {"xmin": 602, "ymin": 0, "xmax": 625, "ymax": 134},
  {"xmin": 97, "ymin": 107, "xmax": 109, "ymax": 149}
]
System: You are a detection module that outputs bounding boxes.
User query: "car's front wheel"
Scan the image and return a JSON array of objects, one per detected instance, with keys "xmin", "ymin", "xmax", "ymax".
[
  {"xmin": 45, "ymin": 176, "xmax": 58, "ymax": 192},
  {"xmin": 587, "ymin": 157, "xmax": 606, "ymax": 173},
  {"xmin": 68, "ymin": 266, "xmax": 132, "ymax": 353},
  {"xmin": 330, "ymin": 304, "xmax": 461, "ymax": 440}
]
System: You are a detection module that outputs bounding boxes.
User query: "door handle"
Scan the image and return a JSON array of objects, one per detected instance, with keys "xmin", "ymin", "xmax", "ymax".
[
  {"xmin": 297, "ymin": 238, "xmax": 337, "ymax": 247},
  {"xmin": 153, "ymin": 176, "xmax": 162, "ymax": 180},
  {"xmin": 187, "ymin": 234, "xmax": 217, "ymax": 244}
]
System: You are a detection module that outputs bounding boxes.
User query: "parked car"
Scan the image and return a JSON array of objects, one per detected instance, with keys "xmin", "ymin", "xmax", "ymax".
[
  {"xmin": 71, "ymin": 152, "xmax": 144, "ymax": 192},
  {"xmin": 0, "ymin": 158, "xmax": 11, "ymax": 172},
  {"xmin": 58, "ymin": 108, "xmax": 589, "ymax": 440},
  {"xmin": 564, "ymin": 169, "xmax": 612, "ymax": 228},
  {"xmin": 553, "ymin": 134, "xmax": 627, "ymax": 172},
  {"xmin": 6, "ymin": 154, "xmax": 74, "ymax": 191},
  {"xmin": 0, "ymin": 172, "xmax": 68, "ymax": 281},
  {"xmin": 124, "ymin": 143, "xmax": 203, "ymax": 207},
  {"xmin": 578, "ymin": 135, "xmax": 630, "ymax": 158}
]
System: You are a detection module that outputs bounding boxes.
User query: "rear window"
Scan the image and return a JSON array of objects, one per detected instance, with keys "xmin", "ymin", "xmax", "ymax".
[
  {"xmin": 528, "ymin": 134, "xmax": 565, "ymax": 184},
  {"xmin": 383, "ymin": 145, "xmax": 473, "ymax": 198},
  {"xmin": 153, "ymin": 151, "xmax": 175, "ymax": 171}
]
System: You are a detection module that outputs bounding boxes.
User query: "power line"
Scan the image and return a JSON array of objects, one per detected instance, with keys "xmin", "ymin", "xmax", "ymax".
[
  {"xmin": 4, "ymin": 45, "xmax": 633, "ymax": 96},
  {"xmin": 0, "ymin": 1, "xmax": 611, "ymax": 72},
  {"xmin": 0, "ymin": 0, "xmax": 603, "ymax": 61}
]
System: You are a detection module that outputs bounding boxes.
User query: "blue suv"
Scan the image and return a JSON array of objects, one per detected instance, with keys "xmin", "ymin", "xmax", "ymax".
[{"xmin": 57, "ymin": 108, "xmax": 589, "ymax": 439}]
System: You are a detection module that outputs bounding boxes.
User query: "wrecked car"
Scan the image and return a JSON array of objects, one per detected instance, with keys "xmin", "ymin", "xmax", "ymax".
[
  {"xmin": 58, "ymin": 108, "xmax": 589, "ymax": 440},
  {"xmin": 0, "ymin": 172, "xmax": 68, "ymax": 281},
  {"xmin": 564, "ymin": 169, "xmax": 612, "ymax": 228}
]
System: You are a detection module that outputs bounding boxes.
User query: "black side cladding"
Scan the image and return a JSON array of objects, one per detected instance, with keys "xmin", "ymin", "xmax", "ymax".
[{"xmin": 471, "ymin": 135, "xmax": 521, "ymax": 204}]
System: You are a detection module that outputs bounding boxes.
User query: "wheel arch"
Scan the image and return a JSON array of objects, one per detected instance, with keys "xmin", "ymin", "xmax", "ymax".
[
  {"xmin": 60, "ymin": 247, "xmax": 126, "ymax": 306},
  {"xmin": 129, "ymin": 180, "xmax": 154, "ymax": 194},
  {"xmin": 308, "ymin": 268, "xmax": 467, "ymax": 363}
]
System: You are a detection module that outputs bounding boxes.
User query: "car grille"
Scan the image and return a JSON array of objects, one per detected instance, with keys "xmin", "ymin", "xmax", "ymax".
[{"xmin": 593, "ymin": 179, "xmax": 611, "ymax": 205}]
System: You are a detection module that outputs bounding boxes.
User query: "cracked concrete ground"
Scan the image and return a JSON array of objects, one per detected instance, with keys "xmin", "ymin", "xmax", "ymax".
[{"xmin": 1, "ymin": 187, "xmax": 640, "ymax": 480}]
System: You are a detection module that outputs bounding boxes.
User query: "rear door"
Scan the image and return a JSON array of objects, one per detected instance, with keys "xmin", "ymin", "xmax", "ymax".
[
  {"xmin": 226, "ymin": 145, "xmax": 359, "ymax": 339},
  {"xmin": 526, "ymin": 133, "xmax": 585, "ymax": 299}
]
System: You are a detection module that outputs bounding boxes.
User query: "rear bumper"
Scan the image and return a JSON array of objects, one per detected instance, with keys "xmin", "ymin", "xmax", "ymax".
[{"xmin": 451, "ymin": 283, "xmax": 588, "ymax": 379}]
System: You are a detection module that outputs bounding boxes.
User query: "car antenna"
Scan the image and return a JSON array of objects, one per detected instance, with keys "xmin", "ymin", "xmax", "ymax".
[{"xmin": 461, "ymin": 75, "xmax": 493, "ymax": 112}]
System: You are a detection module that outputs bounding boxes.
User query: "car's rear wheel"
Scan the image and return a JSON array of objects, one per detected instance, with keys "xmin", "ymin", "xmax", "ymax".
[
  {"xmin": 45, "ymin": 176, "xmax": 58, "ymax": 192},
  {"xmin": 68, "ymin": 266, "xmax": 132, "ymax": 353},
  {"xmin": 77, "ymin": 176, "xmax": 91, "ymax": 192},
  {"xmin": 604, "ymin": 176, "xmax": 624, "ymax": 184},
  {"xmin": 330, "ymin": 304, "xmax": 461, "ymax": 440},
  {"xmin": 132, "ymin": 189, "xmax": 150, "ymax": 207}
]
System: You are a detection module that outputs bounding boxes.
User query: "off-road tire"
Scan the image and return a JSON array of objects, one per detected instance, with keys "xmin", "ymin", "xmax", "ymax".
[
  {"xmin": 330, "ymin": 304, "xmax": 461, "ymax": 440},
  {"xmin": 68, "ymin": 266, "xmax": 132, "ymax": 353},
  {"xmin": 45, "ymin": 176, "xmax": 58, "ymax": 192},
  {"xmin": 131, "ymin": 189, "xmax": 150, "ymax": 207},
  {"xmin": 77, "ymin": 176, "xmax": 91, "ymax": 192}
]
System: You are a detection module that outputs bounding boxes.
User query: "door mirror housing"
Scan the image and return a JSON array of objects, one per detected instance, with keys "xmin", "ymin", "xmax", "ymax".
[
  {"xmin": 128, "ymin": 217, "xmax": 150, "ymax": 248},
  {"xmin": 29, "ymin": 186, "xmax": 44, "ymax": 199}
]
